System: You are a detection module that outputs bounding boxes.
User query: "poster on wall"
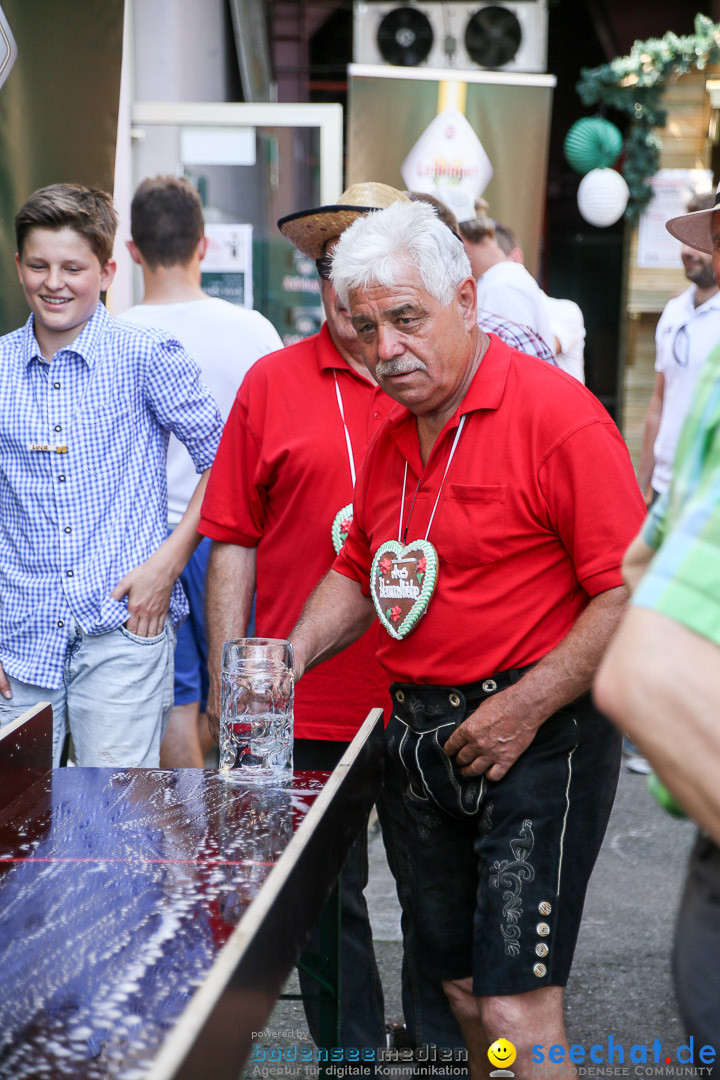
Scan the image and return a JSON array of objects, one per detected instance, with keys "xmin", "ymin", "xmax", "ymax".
[
  {"xmin": 400, "ymin": 105, "xmax": 493, "ymax": 224},
  {"xmin": 347, "ymin": 64, "xmax": 555, "ymax": 277},
  {"xmin": 201, "ymin": 223, "xmax": 253, "ymax": 308},
  {"xmin": 637, "ymin": 169, "xmax": 714, "ymax": 268}
]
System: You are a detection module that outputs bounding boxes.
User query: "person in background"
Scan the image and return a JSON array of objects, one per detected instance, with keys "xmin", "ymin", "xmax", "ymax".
[
  {"xmin": 494, "ymin": 222, "xmax": 586, "ymax": 384},
  {"xmin": 636, "ymin": 191, "xmax": 719, "ymax": 507},
  {"xmin": 0, "ymin": 183, "xmax": 222, "ymax": 767},
  {"xmin": 458, "ymin": 212, "xmax": 555, "ymax": 349},
  {"xmin": 121, "ymin": 175, "xmax": 282, "ymax": 766},
  {"xmin": 406, "ymin": 194, "xmax": 555, "ymax": 364}
]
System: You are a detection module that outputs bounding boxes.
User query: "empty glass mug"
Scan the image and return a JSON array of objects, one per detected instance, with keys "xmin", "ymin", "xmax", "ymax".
[{"xmin": 219, "ymin": 638, "xmax": 294, "ymax": 785}]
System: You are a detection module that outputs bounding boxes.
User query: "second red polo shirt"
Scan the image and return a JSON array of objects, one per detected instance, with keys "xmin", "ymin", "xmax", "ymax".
[{"xmin": 199, "ymin": 324, "xmax": 396, "ymax": 740}]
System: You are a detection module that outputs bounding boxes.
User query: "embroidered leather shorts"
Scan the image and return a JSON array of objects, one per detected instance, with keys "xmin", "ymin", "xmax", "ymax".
[{"xmin": 380, "ymin": 675, "xmax": 621, "ymax": 995}]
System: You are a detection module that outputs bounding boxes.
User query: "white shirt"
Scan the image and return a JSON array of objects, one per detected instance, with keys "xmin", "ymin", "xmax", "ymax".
[
  {"xmin": 652, "ymin": 285, "xmax": 720, "ymax": 494},
  {"xmin": 543, "ymin": 294, "xmax": 585, "ymax": 383},
  {"xmin": 121, "ymin": 297, "xmax": 282, "ymax": 523},
  {"xmin": 475, "ymin": 261, "xmax": 555, "ymax": 351}
]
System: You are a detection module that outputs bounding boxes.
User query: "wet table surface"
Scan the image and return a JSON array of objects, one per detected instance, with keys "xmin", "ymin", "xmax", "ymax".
[{"xmin": 0, "ymin": 743, "xmax": 377, "ymax": 1080}]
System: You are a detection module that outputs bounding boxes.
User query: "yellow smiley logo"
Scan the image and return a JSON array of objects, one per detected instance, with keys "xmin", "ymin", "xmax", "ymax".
[{"xmin": 488, "ymin": 1039, "xmax": 517, "ymax": 1069}]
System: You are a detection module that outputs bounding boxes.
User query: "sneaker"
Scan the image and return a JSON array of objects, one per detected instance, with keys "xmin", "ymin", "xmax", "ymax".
[
  {"xmin": 625, "ymin": 754, "xmax": 652, "ymax": 775},
  {"xmin": 622, "ymin": 735, "xmax": 651, "ymax": 774}
]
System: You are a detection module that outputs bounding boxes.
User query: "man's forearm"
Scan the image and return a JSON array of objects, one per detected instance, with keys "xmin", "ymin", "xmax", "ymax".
[
  {"xmin": 206, "ymin": 541, "xmax": 257, "ymax": 680},
  {"xmin": 158, "ymin": 469, "xmax": 212, "ymax": 577},
  {"xmin": 290, "ymin": 568, "xmax": 376, "ymax": 680},
  {"xmin": 493, "ymin": 585, "xmax": 628, "ymax": 727}
]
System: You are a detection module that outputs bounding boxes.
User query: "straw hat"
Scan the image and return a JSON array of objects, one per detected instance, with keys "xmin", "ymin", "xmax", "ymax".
[
  {"xmin": 666, "ymin": 182, "xmax": 720, "ymax": 254},
  {"xmin": 277, "ymin": 182, "xmax": 409, "ymax": 260}
]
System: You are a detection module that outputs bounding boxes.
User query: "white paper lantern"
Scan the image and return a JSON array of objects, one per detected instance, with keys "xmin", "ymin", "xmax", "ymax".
[{"xmin": 577, "ymin": 168, "xmax": 630, "ymax": 227}]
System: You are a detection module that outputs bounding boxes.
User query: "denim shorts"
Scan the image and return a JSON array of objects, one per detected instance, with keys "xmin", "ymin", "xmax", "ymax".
[
  {"xmin": 174, "ymin": 536, "xmax": 211, "ymax": 709},
  {"xmin": 382, "ymin": 671, "xmax": 621, "ymax": 996},
  {"xmin": 0, "ymin": 616, "xmax": 175, "ymax": 767}
]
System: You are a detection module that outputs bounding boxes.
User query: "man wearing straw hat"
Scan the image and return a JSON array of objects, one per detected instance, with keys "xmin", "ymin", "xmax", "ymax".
[
  {"xmin": 200, "ymin": 183, "xmax": 408, "ymax": 1059},
  {"xmin": 596, "ymin": 182, "xmax": 720, "ymax": 1047}
]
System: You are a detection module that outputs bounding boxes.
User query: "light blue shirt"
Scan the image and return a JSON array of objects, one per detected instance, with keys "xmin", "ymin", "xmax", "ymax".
[{"xmin": 0, "ymin": 302, "xmax": 223, "ymax": 688}]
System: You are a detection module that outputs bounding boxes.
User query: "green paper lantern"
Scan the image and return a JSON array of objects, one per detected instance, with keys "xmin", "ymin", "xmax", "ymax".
[{"xmin": 564, "ymin": 117, "xmax": 623, "ymax": 175}]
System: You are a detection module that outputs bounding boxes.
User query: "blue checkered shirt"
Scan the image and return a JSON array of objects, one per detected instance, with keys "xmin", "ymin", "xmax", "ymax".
[
  {"xmin": 478, "ymin": 309, "xmax": 556, "ymax": 363},
  {"xmin": 0, "ymin": 302, "xmax": 223, "ymax": 688}
]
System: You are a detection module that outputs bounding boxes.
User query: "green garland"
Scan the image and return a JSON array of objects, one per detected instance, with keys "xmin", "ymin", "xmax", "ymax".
[{"xmin": 576, "ymin": 13, "xmax": 720, "ymax": 221}]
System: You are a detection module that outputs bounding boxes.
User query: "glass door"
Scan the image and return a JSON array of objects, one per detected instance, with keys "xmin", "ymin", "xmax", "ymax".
[{"xmin": 125, "ymin": 102, "xmax": 342, "ymax": 344}]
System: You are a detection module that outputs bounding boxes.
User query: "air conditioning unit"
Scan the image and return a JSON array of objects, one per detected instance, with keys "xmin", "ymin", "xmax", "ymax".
[{"xmin": 353, "ymin": 1, "xmax": 547, "ymax": 73}]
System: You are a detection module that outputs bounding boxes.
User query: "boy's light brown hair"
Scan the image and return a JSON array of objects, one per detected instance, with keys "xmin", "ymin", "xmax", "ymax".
[
  {"xmin": 494, "ymin": 222, "xmax": 521, "ymax": 257},
  {"xmin": 130, "ymin": 176, "xmax": 205, "ymax": 269},
  {"xmin": 457, "ymin": 214, "xmax": 495, "ymax": 245},
  {"xmin": 15, "ymin": 184, "xmax": 118, "ymax": 265}
]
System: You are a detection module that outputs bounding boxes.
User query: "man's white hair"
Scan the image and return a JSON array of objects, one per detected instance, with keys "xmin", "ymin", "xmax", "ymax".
[{"xmin": 330, "ymin": 200, "xmax": 472, "ymax": 307}]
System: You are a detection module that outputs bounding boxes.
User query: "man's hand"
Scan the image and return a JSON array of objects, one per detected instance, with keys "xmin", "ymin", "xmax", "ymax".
[
  {"xmin": 111, "ymin": 550, "xmax": 176, "ymax": 638},
  {"xmin": 444, "ymin": 587, "xmax": 629, "ymax": 781},
  {"xmin": 443, "ymin": 690, "xmax": 541, "ymax": 781},
  {"xmin": 0, "ymin": 660, "xmax": 11, "ymax": 700}
]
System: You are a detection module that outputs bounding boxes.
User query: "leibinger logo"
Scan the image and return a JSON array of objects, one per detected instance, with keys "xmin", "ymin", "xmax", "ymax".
[
  {"xmin": 532, "ymin": 1037, "xmax": 717, "ymax": 1076},
  {"xmin": 0, "ymin": 5, "xmax": 17, "ymax": 93}
]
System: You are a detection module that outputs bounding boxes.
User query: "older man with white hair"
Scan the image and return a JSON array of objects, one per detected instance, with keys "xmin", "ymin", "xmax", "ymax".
[{"xmin": 289, "ymin": 202, "xmax": 645, "ymax": 1077}]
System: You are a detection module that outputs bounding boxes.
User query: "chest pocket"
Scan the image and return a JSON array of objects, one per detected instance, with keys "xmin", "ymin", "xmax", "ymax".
[
  {"xmin": 77, "ymin": 397, "xmax": 137, "ymax": 477},
  {"xmin": 433, "ymin": 482, "xmax": 507, "ymax": 569}
]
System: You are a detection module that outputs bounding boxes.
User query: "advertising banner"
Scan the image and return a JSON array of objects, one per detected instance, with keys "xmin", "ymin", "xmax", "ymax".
[
  {"xmin": 347, "ymin": 65, "xmax": 555, "ymax": 277},
  {"xmin": 0, "ymin": 0, "xmax": 124, "ymax": 334}
]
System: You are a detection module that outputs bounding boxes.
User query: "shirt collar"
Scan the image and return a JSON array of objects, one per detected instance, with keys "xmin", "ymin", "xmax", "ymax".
[
  {"xmin": 20, "ymin": 301, "xmax": 109, "ymax": 368},
  {"xmin": 691, "ymin": 285, "xmax": 720, "ymax": 313}
]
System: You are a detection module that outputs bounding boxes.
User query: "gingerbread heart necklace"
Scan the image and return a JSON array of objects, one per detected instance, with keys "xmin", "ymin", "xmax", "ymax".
[
  {"xmin": 371, "ymin": 415, "xmax": 467, "ymax": 639},
  {"xmin": 331, "ymin": 372, "xmax": 357, "ymax": 554}
]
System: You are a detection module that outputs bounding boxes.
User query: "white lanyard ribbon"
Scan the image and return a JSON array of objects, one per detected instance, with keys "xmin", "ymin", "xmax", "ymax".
[
  {"xmin": 333, "ymin": 372, "xmax": 356, "ymax": 488},
  {"xmin": 398, "ymin": 414, "xmax": 467, "ymax": 542}
]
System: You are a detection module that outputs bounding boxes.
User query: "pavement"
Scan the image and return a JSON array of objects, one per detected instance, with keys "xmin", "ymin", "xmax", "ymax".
[{"xmin": 243, "ymin": 765, "xmax": 696, "ymax": 1076}]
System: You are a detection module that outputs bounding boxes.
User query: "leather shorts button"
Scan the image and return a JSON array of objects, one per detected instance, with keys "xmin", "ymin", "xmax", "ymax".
[
  {"xmin": 533, "ymin": 962, "xmax": 547, "ymax": 977},
  {"xmin": 449, "ymin": 692, "xmax": 461, "ymax": 707},
  {"xmin": 482, "ymin": 679, "xmax": 497, "ymax": 692},
  {"xmin": 395, "ymin": 690, "xmax": 405, "ymax": 704}
]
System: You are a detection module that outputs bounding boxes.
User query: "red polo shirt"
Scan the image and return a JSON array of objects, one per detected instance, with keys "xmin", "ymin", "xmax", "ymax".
[
  {"xmin": 199, "ymin": 324, "xmax": 395, "ymax": 740},
  {"xmin": 334, "ymin": 336, "xmax": 646, "ymax": 685}
]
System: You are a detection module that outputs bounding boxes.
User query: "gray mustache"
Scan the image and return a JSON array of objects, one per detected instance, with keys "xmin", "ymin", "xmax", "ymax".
[{"xmin": 375, "ymin": 357, "xmax": 427, "ymax": 378}]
